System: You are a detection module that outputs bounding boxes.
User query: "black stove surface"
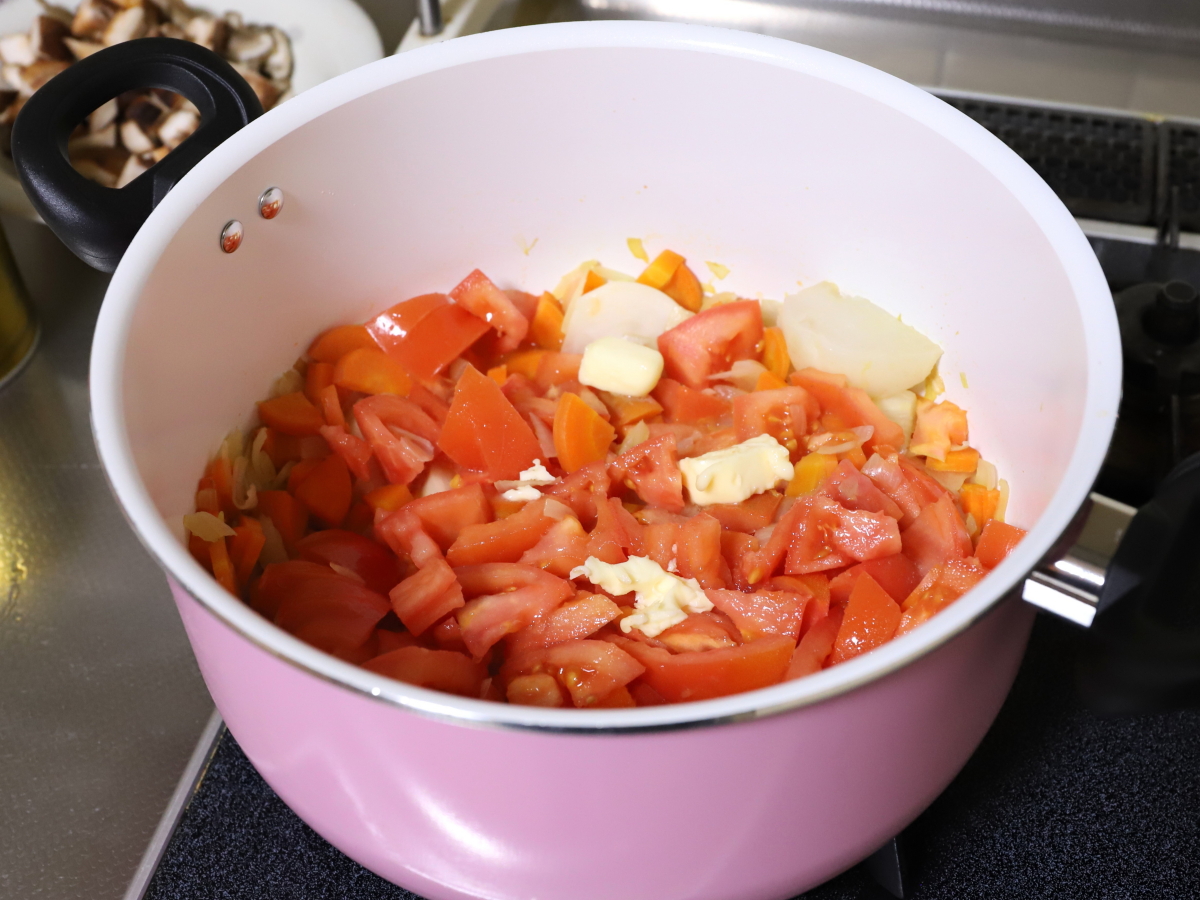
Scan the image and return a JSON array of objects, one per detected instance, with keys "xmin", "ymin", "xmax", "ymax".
[{"xmin": 145, "ymin": 614, "xmax": 1200, "ymax": 900}]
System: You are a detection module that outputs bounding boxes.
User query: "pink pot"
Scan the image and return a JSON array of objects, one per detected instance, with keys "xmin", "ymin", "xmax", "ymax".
[{"xmin": 82, "ymin": 21, "xmax": 1118, "ymax": 899}]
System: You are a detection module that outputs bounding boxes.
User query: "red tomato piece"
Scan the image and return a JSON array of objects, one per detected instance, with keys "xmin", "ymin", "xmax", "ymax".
[
  {"xmin": 368, "ymin": 293, "xmax": 490, "ymax": 380},
  {"xmin": 389, "ymin": 557, "xmax": 465, "ymax": 635},
  {"xmin": 975, "ymin": 519, "xmax": 1027, "ymax": 570},
  {"xmin": 784, "ymin": 497, "xmax": 853, "ymax": 575},
  {"xmin": 256, "ymin": 490, "xmax": 308, "ymax": 551},
  {"xmin": 586, "ymin": 497, "xmax": 643, "ymax": 564},
  {"xmin": 861, "ymin": 449, "xmax": 925, "ymax": 526},
  {"xmin": 518, "ymin": 515, "xmax": 590, "ymax": 578},
  {"xmin": 504, "ymin": 639, "xmax": 646, "ymax": 708},
  {"xmin": 297, "ymin": 529, "xmax": 401, "ymax": 595},
  {"xmin": 506, "ymin": 591, "xmax": 622, "ymax": 655},
  {"xmin": 258, "ymin": 391, "xmax": 324, "ymax": 437},
  {"xmin": 786, "ymin": 606, "xmax": 843, "ymax": 679},
  {"xmin": 439, "ymin": 366, "xmax": 542, "ymax": 481},
  {"xmin": 830, "ymin": 506, "xmax": 902, "ymax": 562},
  {"xmin": 308, "ymin": 324, "xmax": 377, "ymax": 364},
  {"xmin": 228, "ymin": 518, "xmax": 266, "ymax": 587},
  {"xmin": 770, "ymin": 573, "xmax": 831, "ymax": 636},
  {"xmin": 829, "ymin": 554, "xmax": 921, "ymax": 607},
  {"xmin": 652, "ymin": 378, "xmax": 731, "ymax": 425},
  {"xmin": 655, "ymin": 611, "xmax": 741, "ymax": 653},
  {"xmin": 449, "ymin": 269, "xmax": 530, "ymax": 354},
  {"xmin": 705, "ymin": 491, "xmax": 783, "ymax": 533},
  {"xmin": 821, "ymin": 459, "xmax": 905, "ymax": 520},
  {"xmin": 454, "ymin": 563, "xmax": 575, "ymax": 659},
  {"xmin": 901, "ymin": 494, "xmax": 973, "ymax": 576},
  {"xmin": 354, "ymin": 394, "xmax": 441, "ymax": 443},
  {"xmin": 376, "ymin": 507, "xmax": 443, "ymax": 567},
  {"xmin": 619, "ymin": 633, "xmax": 795, "ymax": 703},
  {"xmin": 828, "ymin": 573, "xmax": 902, "ymax": 665},
  {"xmin": 404, "ymin": 484, "xmax": 493, "ymax": 551},
  {"xmin": 319, "ymin": 424, "xmax": 374, "ymax": 481},
  {"xmin": 657, "ymin": 300, "xmax": 764, "ymax": 389},
  {"xmin": 506, "ymin": 672, "xmax": 567, "ymax": 706},
  {"xmin": 609, "ymin": 434, "xmax": 684, "ymax": 513},
  {"xmin": 790, "ymin": 369, "xmax": 905, "ymax": 453},
  {"xmin": 720, "ymin": 530, "xmax": 758, "ymax": 590},
  {"xmin": 446, "ymin": 497, "xmax": 558, "ymax": 567},
  {"xmin": 333, "ymin": 347, "xmax": 413, "ymax": 396},
  {"xmin": 642, "ymin": 519, "xmax": 681, "ymax": 570},
  {"xmin": 292, "ymin": 454, "xmax": 352, "ymax": 527},
  {"xmin": 733, "ymin": 386, "xmax": 813, "ymax": 449},
  {"xmin": 740, "ymin": 498, "xmax": 807, "ymax": 586},
  {"xmin": 534, "ymin": 352, "xmax": 583, "ymax": 391},
  {"xmin": 707, "ymin": 588, "xmax": 808, "ymax": 641},
  {"xmin": 353, "ymin": 396, "xmax": 437, "ymax": 485},
  {"xmin": 675, "ymin": 513, "xmax": 724, "ymax": 589},
  {"xmin": 897, "ymin": 557, "xmax": 987, "ymax": 635},
  {"xmin": 364, "ymin": 645, "xmax": 486, "ymax": 698},
  {"xmin": 257, "ymin": 560, "xmax": 390, "ymax": 657}
]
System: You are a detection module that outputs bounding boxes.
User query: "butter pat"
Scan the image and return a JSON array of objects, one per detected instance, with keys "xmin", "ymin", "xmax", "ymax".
[
  {"xmin": 496, "ymin": 459, "xmax": 556, "ymax": 502},
  {"xmin": 578, "ymin": 337, "xmax": 664, "ymax": 397},
  {"xmin": 570, "ymin": 555, "xmax": 712, "ymax": 638},
  {"xmin": 679, "ymin": 434, "xmax": 795, "ymax": 506}
]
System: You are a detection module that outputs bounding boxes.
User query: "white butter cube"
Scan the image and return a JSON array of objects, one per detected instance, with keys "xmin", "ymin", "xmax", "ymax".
[
  {"xmin": 679, "ymin": 434, "xmax": 795, "ymax": 506},
  {"xmin": 569, "ymin": 555, "xmax": 712, "ymax": 638},
  {"xmin": 578, "ymin": 336, "xmax": 664, "ymax": 397}
]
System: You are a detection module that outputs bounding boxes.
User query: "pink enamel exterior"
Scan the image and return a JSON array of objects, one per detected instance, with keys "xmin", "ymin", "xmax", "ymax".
[{"xmin": 173, "ymin": 576, "xmax": 1034, "ymax": 900}]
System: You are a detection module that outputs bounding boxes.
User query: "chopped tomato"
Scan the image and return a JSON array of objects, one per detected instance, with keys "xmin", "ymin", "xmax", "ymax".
[
  {"xmin": 368, "ymin": 293, "xmax": 490, "ymax": 380},
  {"xmin": 256, "ymin": 560, "xmax": 390, "ymax": 657},
  {"xmin": 450, "ymin": 269, "xmax": 529, "ymax": 354},
  {"xmin": 507, "ymin": 591, "xmax": 622, "ymax": 655},
  {"xmin": 609, "ymin": 434, "xmax": 683, "ymax": 513},
  {"xmin": 821, "ymin": 459, "xmax": 904, "ymax": 520},
  {"xmin": 439, "ymin": 365, "xmax": 542, "ymax": 480},
  {"xmin": 733, "ymin": 387, "xmax": 813, "ymax": 449},
  {"xmin": 504, "ymin": 639, "xmax": 646, "ymax": 708},
  {"xmin": 652, "ymin": 378, "xmax": 731, "ymax": 424},
  {"xmin": 901, "ymin": 494, "xmax": 972, "ymax": 576},
  {"xmin": 705, "ymin": 491, "xmax": 782, "ymax": 533},
  {"xmin": 554, "ymin": 391, "xmax": 615, "ymax": 474},
  {"xmin": 535, "ymin": 353, "xmax": 583, "ymax": 391},
  {"xmin": 319, "ymin": 425, "xmax": 374, "ymax": 482},
  {"xmin": 455, "ymin": 563, "xmax": 574, "ymax": 659},
  {"xmin": 541, "ymin": 462, "xmax": 610, "ymax": 528},
  {"xmin": 405, "ymin": 484, "xmax": 493, "ymax": 551},
  {"xmin": 976, "ymin": 519, "xmax": 1026, "ymax": 570},
  {"xmin": 297, "ymin": 529, "xmax": 401, "ymax": 595},
  {"xmin": 619, "ymin": 633, "xmax": 795, "ymax": 702},
  {"xmin": 897, "ymin": 558, "xmax": 987, "ymax": 635},
  {"xmin": 447, "ymin": 496, "xmax": 558, "ymax": 566},
  {"xmin": 364, "ymin": 482, "xmax": 414, "ymax": 512},
  {"xmin": 675, "ymin": 513, "xmax": 723, "ymax": 589},
  {"xmin": 861, "ymin": 450, "xmax": 924, "ymax": 525},
  {"xmin": 829, "ymin": 554, "xmax": 921, "ymax": 607},
  {"xmin": 830, "ymin": 506, "xmax": 902, "ymax": 562},
  {"xmin": 790, "ymin": 368, "xmax": 905, "ymax": 452},
  {"xmin": 389, "ymin": 557, "xmax": 465, "ymax": 635},
  {"xmin": 376, "ymin": 507, "xmax": 443, "ymax": 568},
  {"xmin": 828, "ymin": 573, "xmax": 901, "ymax": 665},
  {"xmin": 291, "ymin": 454, "xmax": 352, "ymax": 527},
  {"xmin": 518, "ymin": 515, "xmax": 590, "ymax": 578},
  {"xmin": 353, "ymin": 395, "xmax": 438, "ymax": 485},
  {"xmin": 506, "ymin": 672, "xmax": 567, "ymax": 706},
  {"xmin": 910, "ymin": 400, "xmax": 969, "ymax": 461},
  {"xmin": 657, "ymin": 300, "xmax": 764, "ymax": 389},
  {"xmin": 308, "ymin": 324, "xmax": 377, "ymax": 363},
  {"xmin": 707, "ymin": 588, "xmax": 807, "ymax": 641},
  {"xmin": 586, "ymin": 497, "xmax": 643, "ymax": 564},
  {"xmin": 333, "ymin": 347, "xmax": 413, "ymax": 396},
  {"xmin": 258, "ymin": 391, "xmax": 324, "ymax": 437},
  {"xmin": 784, "ymin": 497, "xmax": 853, "ymax": 575},
  {"xmin": 739, "ymin": 498, "xmax": 806, "ymax": 586},
  {"xmin": 656, "ymin": 611, "xmax": 741, "ymax": 653},
  {"xmin": 786, "ymin": 607, "xmax": 843, "ymax": 679},
  {"xmin": 770, "ymin": 573, "xmax": 831, "ymax": 635},
  {"xmin": 364, "ymin": 645, "xmax": 485, "ymax": 698},
  {"xmin": 257, "ymin": 490, "xmax": 308, "ymax": 550}
]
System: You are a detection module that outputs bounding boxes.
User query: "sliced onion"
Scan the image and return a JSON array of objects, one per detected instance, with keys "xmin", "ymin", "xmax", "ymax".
[
  {"xmin": 812, "ymin": 425, "xmax": 874, "ymax": 455},
  {"xmin": 183, "ymin": 511, "xmax": 235, "ymax": 542},
  {"xmin": 708, "ymin": 359, "xmax": 767, "ymax": 392}
]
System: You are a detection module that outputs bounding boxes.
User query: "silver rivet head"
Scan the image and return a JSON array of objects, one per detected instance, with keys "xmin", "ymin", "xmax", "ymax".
[
  {"xmin": 220, "ymin": 219, "xmax": 243, "ymax": 253},
  {"xmin": 259, "ymin": 186, "xmax": 283, "ymax": 219}
]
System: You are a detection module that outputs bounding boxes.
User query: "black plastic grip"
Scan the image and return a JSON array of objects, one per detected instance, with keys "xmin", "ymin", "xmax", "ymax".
[
  {"xmin": 1078, "ymin": 452, "xmax": 1200, "ymax": 714},
  {"xmin": 11, "ymin": 38, "xmax": 262, "ymax": 273}
]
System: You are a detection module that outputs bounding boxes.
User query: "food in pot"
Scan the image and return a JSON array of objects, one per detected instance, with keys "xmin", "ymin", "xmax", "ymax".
[
  {"xmin": 185, "ymin": 248, "xmax": 1027, "ymax": 708},
  {"xmin": 0, "ymin": 0, "xmax": 292, "ymax": 187}
]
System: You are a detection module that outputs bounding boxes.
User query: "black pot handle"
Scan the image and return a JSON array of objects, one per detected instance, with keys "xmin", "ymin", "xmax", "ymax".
[
  {"xmin": 11, "ymin": 38, "xmax": 263, "ymax": 273},
  {"xmin": 1078, "ymin": 452, "xmax": 1200, "ymax": 714}
]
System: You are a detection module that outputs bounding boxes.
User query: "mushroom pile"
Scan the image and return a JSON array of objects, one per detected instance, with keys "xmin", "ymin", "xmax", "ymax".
[{"xmin": 0, "ymin": 0, "xmax": 292, "ymax": 188}]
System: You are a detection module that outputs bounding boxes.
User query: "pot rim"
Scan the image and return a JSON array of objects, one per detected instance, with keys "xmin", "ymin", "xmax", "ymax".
[{"xmin": 90, "ymin": 20, "xmax": 1121, "ymax": 733}]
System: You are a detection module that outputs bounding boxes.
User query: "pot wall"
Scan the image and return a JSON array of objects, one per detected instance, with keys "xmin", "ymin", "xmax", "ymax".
[{"xmin": 174, "ymin": 577, "xmax": 1035, "ymax": 900}]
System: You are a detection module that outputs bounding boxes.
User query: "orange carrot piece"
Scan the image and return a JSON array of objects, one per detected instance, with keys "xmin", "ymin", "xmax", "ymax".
[
  {"xmin": 308, "ymin": 324, "xmax": 376, "ymax": 363},
  {"xmin": 529, "ymin": 292, "xmax": 565, "ymax": 350},
  {"xmin": 332, "ymin": 347, "xmax": 412, "ymax": 396},
  {"xmin": 582, "ymin": 269, "xmax": 607, "ymax": 294},
  {"xmin": 304, "ymin": 361, "xmax": 335, "ymax": 405},
  {"xmin": 960, "ymin": 483, "xmax": 1000, "ymax": 526},
  {"xmin": 207, "ymin": 455, "xmax": 235, "ymax": 515},
  {"xmin": 229, "ymin": 518, "xmax": 266, "ymax": 586},
  {"xmin": 287, "ymin": 458, "xmax": 321, "ymax": 494},
  {"xmin": 486, "ymin": 364, "xmax": 508, "ymax": 385},
  {"xmin": 535, "ymin": 352, "xmax": 583, "ymax": 391},
  {"xmin": 636, "ymin": 249, "xmax": 684, "ymax": 290},
  {"xmin": 318, "ymin": 383, "xmax": 345, "ymax": 428},
  {"xmin": 365, "ymin": 483, "xmax": 414, "ymax": 512},
  {"xmin": 258, "ymin": 392, "xmax": 325, "ymax": 437},
  {"xmin": 257, "ymin": 490, "xmax": 308, "ymax": 550},
  {"xmin": 553, "ymin": 391, "xmax": 616, "ymax": 474},
  {"xmin": 926, "ymin": 447, "xmax": 981, "ymax": 473},
  {"xmin": 663, "ymin": 261, "xmax": 703, "ymax": 312},
  {"xmin": 761, "ymin": 327, "xmax": 790, "ymax": 381},
  {"xmin": 209, "ymin": 537, "xmax": 238, "ymax": 595},
  {"xmin": 504, "ymin": 349, "xmax": 547, "ymax": 379},
  {"xmin": 976, "ymin": 519, "xmax": 1026, "ymax": 569},
  {"xmin": 754, "ymin": 370, "xmax": 788, "ymax": 392},
  {"xmin": 293, "ymin": 454, "xmax": 353, "ymax": 527}
]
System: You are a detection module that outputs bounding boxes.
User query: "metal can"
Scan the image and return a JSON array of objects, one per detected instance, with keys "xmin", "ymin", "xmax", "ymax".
[{"xmin": 0, "ymin": 228, "xmax": 35, "ymax": 390}]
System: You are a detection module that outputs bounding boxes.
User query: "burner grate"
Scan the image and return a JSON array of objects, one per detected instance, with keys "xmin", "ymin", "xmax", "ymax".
[{"xmin": 1160, "ymin": 122, "xmax": 1200, "ymax": 233}]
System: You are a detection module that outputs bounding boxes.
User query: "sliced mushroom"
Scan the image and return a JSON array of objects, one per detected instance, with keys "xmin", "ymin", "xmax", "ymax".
[
  {"xmin": 35, "ymin": 1, "xmax": 76, "ymax": 28},
  {"xmin": 103, "ymin": 5, "xmax": 147, "ymax": 45},
  {"xmin": 222, "ymin": 11, "xmax": 243, "ymax": 29},
  {"xmin": 262, "ymin": 27, "xmax": 292, "ymax": 82},
  {"xmin": 146, "ymin": 144, "xmax": 168, "ymax": 163},
  {"xmin": 183, "ymin": 12, "xmax": 226, "ymax": 52},
  {"xmin": 230, "ymin": 63, "xmax": 280, "ymax": 110},
  {"xmin": 119, "ymin": 118, "xmax": 155, "ymax": 153},
  {"xmin": 123, "ymin": 94, "xmax": 162, "ymax": 129},
  {"xmin": 71, "ymin": 0, "xmax": 117, "ymax": 40},
  {"xmin": 0, "ymin": 34, "xmax": 36, "ymax": 67},
  {"xmin": 32, "ymin": 15, "xmax": 72, "ymax": 60},
  {"xmin": 225, "ymin": 25, "xmax": 272, "ymax": 64},
  {"xmin": 69, "ymin": 147, "xmax": 125, "ymax": 187},
  {"xmin": 115, "ymin": 151, "xmax": 148, "ymax": 188},
  {"xmin": 69, "ymin": 121, "xmax": 117, "ymax": 150},
  {"xmin": 88, "ymin": 96, "xmax": 119, "ymax": 131},
  {"xmin": 63, "ymin": 36, "xmax": 103, "ymax": 59},
  {"xmin": 5, "ymin": 59, "xmax": 69, "ymax": 97},
  {"xmin": 156, "ymin": 108, "xmax": 197, "ymax": 149}
]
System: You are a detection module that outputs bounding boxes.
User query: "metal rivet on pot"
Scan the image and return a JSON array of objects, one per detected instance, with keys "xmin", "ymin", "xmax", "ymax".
[
  {"xmin": 220, "ymin": 220, "xmax": 243, "ymax": 253},
  {"xmin": 258, "ymin": 187, "xmax": 283, "ymax": 219}
]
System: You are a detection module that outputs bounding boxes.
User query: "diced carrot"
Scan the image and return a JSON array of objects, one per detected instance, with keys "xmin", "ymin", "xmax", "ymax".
[
  {"xmin": 553, "ymin": 391, "xmax": 616, "ymax": 474},
  {"xmin": 229, "ymin": 518, "xmax": 266, "ymax": 586},
  {"xmin": 600, "ymin": 392, "xmax": 663, "ymax": 429},
  {"xmin": 786, "ymin": 452, "xmax": 838, "ymax": 497},
  {"xmin": 317, "ymin": 383, "xmax": 345, "ymax": 428},
  {"xmin": 636, "ymin": 249, "xmax": 684, "ymax": 290},
  {"xmin": 286, "ymin": 458, "xmax": 320, "ymax": 494},
  {"xmin": 209, "ymin": 537, "xmax": 238, "ymax": 595},
  {"xmin": 207, "ymin": 455, "xmax": 235, "ymax": 516},
  {"xmin": 926, "ymin": 447, "xmax": 980, "ymax": 473},
  {"xmin": 975, "ymin": 519, "xmax": 1026, "ymax": 569},
  {"xmin": 839, "ymin": 445, "xmax": 868, "ymax": 469},
  {"xmin": 365, "ymin": 483, "xmax": 414, "ymax": 512},
  {"xmin": 582, "ymin": 269, "xmax": 607, "ymax": 294},
  {"xmin": 260, "ymin": 428, "xmax": 302, "ymax": 466},
  {"xmin": 504, "ymin": 349, "xmax": 547, "ymax": 379},
  {"xmin": 304, "ymin": 361, "xmax": 335, "ymax": 405},
  {"xmin": 486, "ymin": 364, "xmax": 508, "ymax": 385},
  {"xmin": 529, "ymin": 292, "xmax": 566, "ymax": 351},
  {"xmin": 760, "ymin": 327, "xmax": 790, "ymax": 380},
  {"xmin": 257, "ymin": 490, "xmax": 308, "ymax": 550},
  {"xmin": 663, "ymin": 261, "xmax": 702, "ymax": 312},
  {"xmin": 755, "ymin": 370, "xmax": 788, "ymax": 392},
  {"xmin": 308, "ymin": 324, "xmax": 377, "ymax": 363},
  {"xmin": 258, "ymin": 392, "xmax": 324, "ymax": 437},
  {"xmin": 960, "ymin": 483, "xmax": 1000, "ymax": 527},
  {"xmin": 535, "ymin": 352, "xmax": 583, "ymax": 390},
  {"xmin": 293, "ymin": 454, "xmax": 353, "ymax": 527},
  {"xmin": 333, "ymin": 347, "xmax": 412, "ymax": 396}
]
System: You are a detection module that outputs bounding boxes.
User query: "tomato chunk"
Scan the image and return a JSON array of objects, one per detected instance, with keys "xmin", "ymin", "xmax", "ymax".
[
  {"xmin": 901, "ymin": 494, "xmax": 972, "ymax": 576},
  {"xmin": 297, "ymin": 529, "xmax": 401, "ymax": 595},
  {"xmin": 653, "ymin": 378, "xmax": 731, "ymax": 425},
  {"xmin": 897, "ymin": 558, "xmax": 987, "ymax": 635},
  {"xmin": 518, "ymin": 515, "xmax": 590, "ymax": 578},
  {"xmin": 258, "ymin": 391, "xmax": 324, "ymax": 437},
  {"xmin": 829, "ymin": 554, "xmax": 921, "ymax": 607},
  {"xmin": 454, "ymin": 563, "xmax": 574, "ymax": 659},
  {"xmin": 389, "ymin": 557, "xmax": 465, "ymax": 635},
  {"xmin": 439, "ymin": 366, "xmax": 541, "ymax": 480},
  {"xmin": 620, "ymin": 633, "xmax": 794, "ymax": 703},
  {"xmin": 609, "ymin": 434, "xmax": 684, "ymax": 513},
  {"xmin": 791, "ymin": 369, "xmax": 905, "ymax": 452},
  {"xmin": 447, "ymin": 496, "xmax": 558, "ymax": 566},
  {"xmin": 707, "ymin": 588, "xmax": 808, "ymax": 641},
  {"xmin": 450, "ymin": 269, "xmax": 530, "ymax": 354},
  {"xmin": 368, "ymin": 293, "xmax": 490, "ymax": 380},
  {"xmin": 704, "ymin": 490, "xmax": 782, "ymax": 533},
  {"xmin": 786, "ymin": 606, "xmax": 843, "ymax": 679},
  {"xmin": 733, "ymin": 387, "xmax": 812, "ymax": 449},
  {"xmin": 364, "ymin": 646, "xmax": 485, "ymax": 697},
  {"xmin": 292, "ymin": 454, "xmax": 352, "ymax": 527},
  {"xmin": 507, "ymin": 591, "xmax": 622, "ymax": 655},
  {"xmin": 976, "ymin": 519, "xmax": 1026, "ymax": 569},
  {"xmin": 405, "ymin": 484, "xmax": 493, "ymax": 551},
  {"xmin": 657, "ymin": 300, "xmax": 764, "ymax": 389},
  {"xmin": 675, "ymin": 513, "xmax": 724, "ymax": 589},
  {"xmin": 257, "ymin": 560, "xmax": 390, "ymax": 657},
  {"xmin": 828, "ymin": 573, "xmax": 901, "ymax": 665}
]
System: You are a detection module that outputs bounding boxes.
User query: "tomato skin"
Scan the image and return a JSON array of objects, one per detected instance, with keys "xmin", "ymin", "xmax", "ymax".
[
  {"xmin": 297, "ymin": 529, "xmax": 401, "ymax": 595},
  {"xmin": 449, "ymin": 269, "xmax": 530, "ymax": 355},
  {"xmin": 786, "ymin": 606, "xmax": 843, "ymax": 679},
  {"xmin": 705, "ymin": 491, "xmax": 782, "ymax": 533},
  {"xmin": 506, "ymin": 591, "xmax": 622, "ymax": 655},
  {"xmin": 518, "ymin": 515, "xmax": 590, "ymax": 578},
  {"xmin": 653, "ymin": 379, "xmax": 731, "ymax": 425},
  {"xmin": 389, "ymin": 557, "xmax": 465, "ymax": 635},
  {"xmin": 975, "ymin": 519, "xmax": 1026, "ymax": 569},
  {"xmin": 258, "ymin": 391, "xmax": 324, "ymax": 437},
  {"xmin": 404, "ymin": 484, "xmax": 493, "ymax": 551},
  {"xmin": 255, "ymin": 560, "xmax": 390, "ymax": 657},
  {"xmin": 454, "ymin": 563, "xmax": 575, "ymax": 659},
  {"xmin": 609, "ymin": 434, "xmax": 684, "ymax": 513},
  {"xmin": 257, "ymin": 490, "xmax": 308, "ymax": 551},
  {"xmin": 438, "ymin": 365, "xmax": 542, "ymax": 481},
  {"xmin": 821, "ymin": 459, "xmax": 904, "ymax": 520},
  {"xmin": 616, "ymin": 633, "xmax": 795, "ymax": 703},
  {"xmin": 901, "ymin": 494, "xmax": 972, "ymax": 576},
  {"xmin": 675, "ymin": 513, "xmax": 724, "ymax": 589},
  {"xmin": 829, "ymin": 554, "xmax": 921, "ymax": 607},
  {"xmin": 897, "ymin": 557, "xmax": 987, "ymax": 635},
  {"xmin": 657, "ymin": 300, "xmax": 764, "ymax": 389},
  {"xmin": 446, "ymin": 496, "xmax": 557, "ymax": 567},
  {"xmin": 503, "ymin": 639, "xmax": 646, "ymax": 708},
  {"xmin": 828, "ymin": 573, "xmax": 901, "ymax": 665},
  {"xmin": 364, "ymin": 645, "xmax": 485, "ymax": 698},
  {"xmin": 791, "ymin": 368, "xmax": 905, "ymax": 452},
  {"xmin": 707, "ymin": 588, "xmax": 808, "ymax": 641},
  {"xmin": 733, "ymin": 387, "xmax": 812, "ymax": 449},
  {"xmin": 368, "ymin": 293, "xmax": 490, "ymax": 380}
]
